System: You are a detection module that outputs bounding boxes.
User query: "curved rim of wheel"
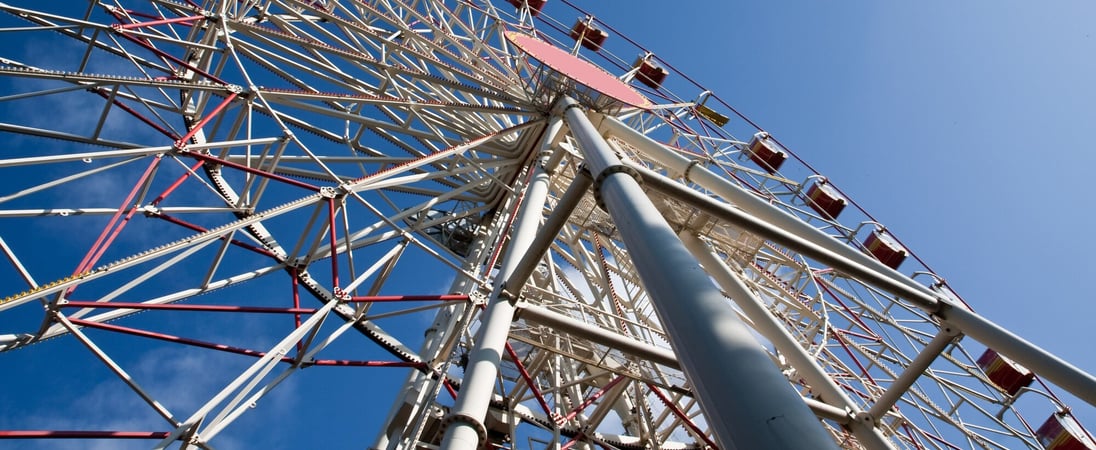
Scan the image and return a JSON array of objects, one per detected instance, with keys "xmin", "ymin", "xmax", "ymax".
[{"xmin": 0, "ymin": 1, "xmax": 1091, "ymax": 449}]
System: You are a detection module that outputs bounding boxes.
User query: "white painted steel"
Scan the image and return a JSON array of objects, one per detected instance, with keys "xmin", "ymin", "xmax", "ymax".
[
  {"xmin": 561, "ymin": 97, "xmax": 839, "ymax": 450},
  {"xmin": 441, "ymin": 133, "xmax": 554, "ymax": 449},
  {"xmin": 681, "ymin": 231, "xmax": 896, "ymax": 450},
  {"xmin": 0, "ymin": 2, "xmax": 1090, "ymax": 449}
]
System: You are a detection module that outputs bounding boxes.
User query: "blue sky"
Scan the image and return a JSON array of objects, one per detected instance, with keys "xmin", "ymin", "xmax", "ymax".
[
  {"xmin": 584, "ymin": 0, "xmax": 1096, "ymax": 429},
  {"xmin": 0, "ymin": 0, "xmax": 1093, "ymax": 447}
]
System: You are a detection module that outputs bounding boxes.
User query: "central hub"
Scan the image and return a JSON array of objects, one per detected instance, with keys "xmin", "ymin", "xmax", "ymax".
[{"xmin": 505, "ymin": 31, "xmax": 651, "ymax": 111}]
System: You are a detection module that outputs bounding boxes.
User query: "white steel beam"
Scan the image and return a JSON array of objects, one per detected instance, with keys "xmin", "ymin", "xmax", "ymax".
[
  {"xmin": 631, "ymin": 160, "xmax": 1096, "ymax": 409},
  {"xmin": 560, "ymin": 97, "xmax": 838, "ymax": 450},
  {"xmin": 681, "ymin": 232, "xmax": 895, "ymax": 450},
  {"xmin": 867, "ymin": 324, "xmax": 961, "ymax": 422},
  {"xmin": 440, "ymin": 118, "xmax": 558, "ymax": 450}
]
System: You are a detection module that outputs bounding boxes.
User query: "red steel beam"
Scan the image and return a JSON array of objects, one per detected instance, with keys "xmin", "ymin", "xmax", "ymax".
[
  {"xmin": 68, "ymin": 317, "xmax": 282, "ymax": 361},
  {"xmin": 173, "ymin": 92, "xmax": 239, "ymax": 148},
  {"xmin": 816, "ymin": 276, "xmax": 882, "ymax": 341},
  {"xmin": 562, "ymin": 375, "xmax": 626, "ymax": 422},
  {"xmin": 91, "ymin": 88, "xmax": 180, "ymax": 140},
  {"xmin": 504, "ymin": 341, "xmax": 556, "ymax": 421},
  {"xmin": 0, "ymin": 430, "xmax": 172, "ymax": 439},
  {"xmin": 70, "ymin": 157, "xmax": 162, "ymax": 281},
  {"xmin": 647, "ymin": 383, "xmax": 720, "ymax": 449},
  {"xmin": 150, "ymin": 161, "xmax": 206, "ymax": 205},
  {"xmin": 154, "ymin": 213, "xmax": 277, "ymax": 258},
  {"xmin": 112, "ymin": 29, "xmax": 227, "ymax": 85},
  {"xmin": 60, "ymin": 301, "xmax": 317, "ymax": 314},
  {"xmin": 65, "ymin": 318, "xmax": 417, "ymax": 369},
  {"xmin": 183, "ymin": 151, "xmax": 320, "ymax": 192}
]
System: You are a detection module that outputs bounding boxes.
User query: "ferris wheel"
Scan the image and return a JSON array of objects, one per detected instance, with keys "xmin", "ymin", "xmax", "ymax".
[{"xmin": 0, "ymin": 1, "xmax": 1092, "ymax": 449}]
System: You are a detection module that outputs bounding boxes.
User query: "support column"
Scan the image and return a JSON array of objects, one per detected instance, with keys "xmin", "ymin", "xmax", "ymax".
[
  {"xmin": 680, "ymin": 232, "xmax": 895, "ymax": 450},
  {"xmin": 866, "ymin": 325, "xmax": 960, "ymax": 421},
  {"xmin": 596, "ymin": 114, "xmax": 930, "ymax": 299},
  {"xmin": 632, "ymin": 162, "xmax": 1096, "ymax": 408},
  {"xmin": 559, "ymin": 96, "xmax": 838, "ymax": 450},
  {"xmin": 440, "ymin": 119, "xmax": 558, "ymax": 450}
]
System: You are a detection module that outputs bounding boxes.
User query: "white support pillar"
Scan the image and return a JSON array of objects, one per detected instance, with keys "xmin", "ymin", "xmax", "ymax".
[
  {"xmin": 596, "ymin": 114, "xmax": 931, "ymax": 299},
  {"xmin": 680, "ymin": 232, "xmax": 895, "ymax": 450},
  {"xmin": 631, "ymin": 161, "xmax": 1096, "ymax": 409},
  {"xmin": 440, "ymin": 119, "xmax": 559, "ymax": 450},
  {"xmin": 516, "ymin": 303, "xmax": 678, "ymax": 368},
  {"xmin": 559, "ymin": 97, "xmax": 838, "ymax": 450}
]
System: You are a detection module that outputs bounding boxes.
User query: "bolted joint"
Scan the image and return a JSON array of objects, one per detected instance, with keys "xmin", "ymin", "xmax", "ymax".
[
  {"xmin": 140, "ymin": 204, "xmax": 162, "ymax": 217},
  {"xmin": 682, "ymin": 157, "xmax": 710, "ymax": 183},
  {"xmin": 930, "ymin": 313, "xmax": 962, "ymax": 337},
  {"xmin": 853, "ymin": 411, "xmax": 875, "ymax": 427},
  {"xmin": 439, "ymin": 412, "xmax": 488, "ymax": 448},
  {"xmin": 319, "ymin": 186, "xmax": 338, "ymax": 199},
  {"xmin": 498, "ymin": 282, "xmax": 521, "ymax": 305},
  {"xmin": 332, "ymin": 287, "xmax": 351, "ymax": 302},
  {"xmin": 938, "ymin": 321, "xmax": 961, "ymax": 337},
  {"xmin": 552, "ymin": 96, "xmax": 586, "ymax": 117},
  {"xmin": 592, "ymin": 164, "xmax": 641, "ymax": 210},
  {"xmin": 469, "ymin": 291, "xmax": 489, "ymax": 307}
]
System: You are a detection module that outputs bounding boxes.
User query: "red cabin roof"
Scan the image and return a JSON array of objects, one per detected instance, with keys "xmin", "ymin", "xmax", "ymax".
[
  {"xmin": 506, "ymin": 0, "xmax": 546, "ymax": 16},
  {"xmin": 746, "ymin": 132, "xmax": 787, "ymax": 174},
  {"xmin": 1037, "ymin": 413, "xmax": 1096, "ymax": 450},
  {"xmin": 570, "ymin": 19, "xmax": 608, "ymax": 51},
  {"xmin": 633, "ymin": 56, "xmax": 668, "ymax": 90},
  {"xmin": 864, "ymin": 229, "xmax": 906, "ymax": 270},
  {"xmin": 806, "ymin": 181, "xmax": 846, "ymax": 219},
  {"xmin": 976, "ymin": 349, "xmax": 1033, "ymax": 396}
]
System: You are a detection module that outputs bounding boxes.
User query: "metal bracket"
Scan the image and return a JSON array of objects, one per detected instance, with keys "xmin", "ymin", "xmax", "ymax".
[
  {"xmin": 439, "ymin": 412, "xmax": 489, "ymax": 448},
  {"xmin": 591, "ymin": 164, "xmax": 641, "ymax": 210},
  {"xmin": 682, "ymin": 157, "xmax": 710, "ymax": 183},
  {"xmin": 498, "ymin": 282, "xmax": 521, "ymax": 306}
]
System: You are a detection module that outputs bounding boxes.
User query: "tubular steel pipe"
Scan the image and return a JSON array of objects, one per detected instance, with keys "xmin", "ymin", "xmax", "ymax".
[
  {"xmin": 516, "ymin": 303, "xmax": 678, "ymax": 368},
  {"xmin": 440, "ymin": 129, "xmax": 556, "ymax": 450},
  {"xmin": 559, "ymin": 96, "xmax": 839, "ymax": 450},
  {"xmin": 867, "ymin": 324, "xmax": 960, "ymax": 421},
  {"xmin": 375, "ymin": 119, "xmax": 563, "ymax": 449},
  {"xmin": 597, "ymin": 115, "xmax": 933, "ymax": 303},
  {"xmin": 680, "ymin": 232, "xmax": 896, "ymax": 450},
  {"xmin": 522, "ymin": 302, "xmax": 861, "ymax": 428},
  {"xmin": 630, "ymin": 160, "xmax": 1096, "ymax": 409},
  {"xmin": 502, "ymin": 169, "xmax": 592, "ymax": 298}
]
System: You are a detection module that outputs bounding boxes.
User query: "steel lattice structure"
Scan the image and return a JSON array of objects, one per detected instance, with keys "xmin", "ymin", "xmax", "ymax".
[{"xmin": 0, "ymin": 1, "xmax": 1093, "ymax": 449}]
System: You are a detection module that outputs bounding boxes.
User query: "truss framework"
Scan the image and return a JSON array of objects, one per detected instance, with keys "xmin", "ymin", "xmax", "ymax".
[{"xmin": 0, "ymin": 1, "xmax": 1091, "ymax": 449}]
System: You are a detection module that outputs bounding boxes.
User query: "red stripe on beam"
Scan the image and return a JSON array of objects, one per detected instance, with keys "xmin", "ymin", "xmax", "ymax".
[
  {"xmin": 504, "ymin": 341, "xmax": 556, "ymax": 420},
  {"xmin": 0, "ymin": 430, "xmax": 172, "ymax": 439},
  {"xmin": 173, "ymin": 93, "xmax": 238, "ymax": 148},
  {"xmin": 67, "ymin": 317, "xmax": 285, "ymax": 362},
  {"xmin": 183, "ymin": 151, "xmax": 320, "ymax": 192},
  {"xmin": 150, "ymin": 161, "xmax": 205, "ymax": 205},
  {"xmin": 60, "ymin": 301, "xmax": 317, "ymax": 314},
  {"xmin": 113, "ymin": 32, "xmax": 227, "ymax": 85},
  {"xmin": 648, "ymin": 383, "xmax": 720, "ymax": 449},
  {"xmin": 154, "ymin": 213, "xmax": 277, "ymax": 258}
]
